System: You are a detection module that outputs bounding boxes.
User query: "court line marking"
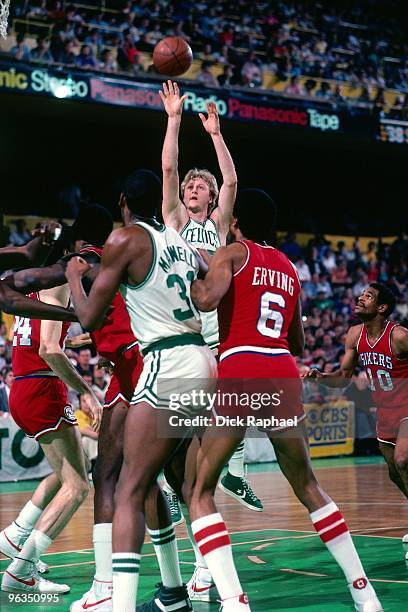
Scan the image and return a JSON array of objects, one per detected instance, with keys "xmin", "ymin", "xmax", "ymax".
[
  {"xmin": 0, "ymin": 526, "xmax": 403, "ymax": 569},
  {"xmin": 247, "ymin": 555, "xmax": 266, "ymax": 564},
  {"xmin": 281, "ymin": 568, "xmax": 328, "ymax": 577}
]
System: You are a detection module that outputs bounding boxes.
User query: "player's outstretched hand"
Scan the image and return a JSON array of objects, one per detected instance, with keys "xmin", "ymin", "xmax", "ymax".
[
  {"xmin": 87, "ymin": 393, "xmax": 103, "ymax": 432},
  {"xmin": 66, "ymin": 256, "xmax": 91, "ymax": 280},
  {"xmin": 32, "ymin": 221, "xmax": 62, "ymax": 245},
  {"xmin": 302, "ymin": 368, "xmax": 324, "ymax": 380},
  {"xmin": 159, "ymin": 80, "xmax": 187, "ymax": 117},
  {"xmin": 199, "ymin": 101, "xmax": 220, "ymax": 136}
]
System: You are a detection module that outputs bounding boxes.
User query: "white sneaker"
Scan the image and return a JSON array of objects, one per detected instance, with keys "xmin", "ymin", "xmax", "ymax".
[
  {"xmin": 402, "ymin": 533, "xmax": 408, "ymax": 544},
  {"xmin": 220, "ymin": 593, "xmax": 251, "ymax": 610},
  {"xmin": 0, "ymin": 527, "xmax": 49, "ymax": 574},
  {"xmin": 1, "ymin": 564, "xmax": 70, "ymax": 594},
  {"xmin": 354, "ymin": 599, "xmax": 383, "ymax": 612},
  {"xmin": 70, "ymin": 579, "xmax": 112, "ymax": 611},
  {"xmin": 187, "ymin": 564, "xmax": 218, "ymax": 603},
  {"xmin": 349, "ymin": 579, "xmax": 383, "ymax": 612}
]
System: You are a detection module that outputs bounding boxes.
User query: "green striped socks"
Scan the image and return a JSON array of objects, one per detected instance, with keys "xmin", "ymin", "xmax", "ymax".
[
  {"xmin": 112, "ymin": 552, "xmax": 141, "ymax": 611},
  {"xmin": 148, "ymin": 524, "xmax": 183, "ymax": 588}
]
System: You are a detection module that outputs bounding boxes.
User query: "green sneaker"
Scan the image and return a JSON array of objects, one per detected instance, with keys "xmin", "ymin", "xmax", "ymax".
[
  {"xmin": 218, "ymin": 472, "xmax": 263, "ymax": 512},
  {"xmin": 163, "ymin": 489, "xmax": 184, "ymax": 526}
]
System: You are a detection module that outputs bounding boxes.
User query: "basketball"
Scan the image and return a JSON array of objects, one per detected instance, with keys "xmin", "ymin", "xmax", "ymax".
[{"xmin": 153, "ymin": 37, "xmax": 193, "ymax": 77}]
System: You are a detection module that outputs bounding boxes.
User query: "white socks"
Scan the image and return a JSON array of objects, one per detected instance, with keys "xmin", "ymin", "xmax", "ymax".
[
  {"xmin": 311, "ymin": 502, "xmax": 377, "ymax": 605},
  {"xmin": 13, "ymin": 501, "xmax": 42, "ymax": 533},
  {"xmin": 180, "ymin": 503, "xmax": 208, "ymax": 569},
  {"xmin": 112, "ymin": 552, "xmax": 140, "ymax": 612},
  {"xmin": 10, "ymin": 529, "xmax": 52, "ymax": 575},
  {"xmin": 148, "ymin": 524, "xmax": 182, "ymax": 588},
  {"xmin": 228, "ymin": 441, "xmax": 246, "ymax": 478},
  {"xmin": 93, "ymin": 523, "xmax": 112, "ymax": 583},
  {"xmin": 192, "ymin": 512, "xmax": 243, "ymax": 600}
]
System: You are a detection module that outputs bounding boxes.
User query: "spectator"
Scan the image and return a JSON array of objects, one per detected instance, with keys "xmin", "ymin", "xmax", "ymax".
[
  {"xmin": 75, "ymin": 347, "xmax": 94, "ymax": 378},
  {"xmin": 280, "ymin": 232, "xmax": 302, "ymax": 260},
  {"xmin": 285, "ymin": 76, "xmax": 305, "ymax": 96},
  {"xmin": 331, "ymin": 261, "xmax": 351, "ymax": 286},
  {"xmin": 76, "ymin": 44, "xmax": 97, "ymax": 69},
  {"xmin": 0, "ymin": 368, "xmax": 13, "ymax": 414},
  {"xmin": 31, "ymin": 37, "xmax": 54, "ymax": 63},
  {"xmin": 99, "ymin": 48, "xmax": 118, "ymax": 73},
  {"xmin": 10, "ymin": 33, "xmax": 31, "ymax": 61},
  {"xmin": 315, "ymin": 81, "xmax": 333, "ymax": 100},
  {"xmin": 321, "ymin": 247, "xmax": 337, "ymax": 273},
  {"xmin": 197, "ymin": 61, "xmax": 219, "ymax": 88},
  {"xmin": 92, "ymin": 363, "xmax": 109, "ymax": 403},
  {"xmin": 241, "ymin": 52, "xmax": 263, "ymax": 88},
  {"xmin": 9, "ymin": 220, "xmax": 31, "ymax": 246},
  {"xmin": 296, "ymin": 258, "xmax": 311, "ymax": 282},
  {"xmin": 217, "ymin": 64, "xmax": 237, "ymax": 88},
  {"xmin": 75, "ymin": 393, "xmax": 98, "ymax": 467},
  {"xmin": 353, "ymin": 272, "xmax": 369, "ymax": 298},
  {"xmin": 57, "ymin": 40, "xmax": 77, "ymax": 65}
]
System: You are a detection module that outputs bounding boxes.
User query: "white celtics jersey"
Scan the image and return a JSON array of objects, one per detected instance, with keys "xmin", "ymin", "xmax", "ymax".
[
  {"xmin": 119, "ymin": 222, "xmax": 202, "ymax": 353},
  {"xmin": 180, "ymin": 217, "xmax": 221, "ymax": 350}
]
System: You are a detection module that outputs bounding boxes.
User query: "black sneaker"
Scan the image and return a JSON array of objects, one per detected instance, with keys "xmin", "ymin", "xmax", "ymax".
[
  {"xmin": 219, "ymin": 472, "xmax": 263, "ymax": 511},
  {"xmin": 136, "ymin": 583, "xmax": 192, "ymax": 611}
]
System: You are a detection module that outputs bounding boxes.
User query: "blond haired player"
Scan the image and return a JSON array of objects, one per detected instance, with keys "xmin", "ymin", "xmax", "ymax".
[{"xmin": 159, "ymin": 80, "xmax": 262, "ymax": 603}]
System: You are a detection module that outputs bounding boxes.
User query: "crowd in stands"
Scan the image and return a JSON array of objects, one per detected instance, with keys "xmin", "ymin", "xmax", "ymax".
[{"xmin": 3, "ymin": 1, "xmax": 407, "ymax": 113}]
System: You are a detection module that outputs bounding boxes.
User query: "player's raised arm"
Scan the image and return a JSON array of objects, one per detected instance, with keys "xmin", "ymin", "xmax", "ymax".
[
  {"xmin": 160, "ymin": 80, "xmax": 189, "ymax": 230},
  {"xmin": 202, "ymin": 102, "xmax": 237, "ymax": 240},
  {"xmin": 38, "ymin": 284, "xmax": 102, "ymax": 430},
  {"xmin": 191, "ymin": 243, "xmax": 245, "ymax": 311},
  {"xmin": 66, "ymin": 228, "xmax": 132, "ymax": 330},
  {"xmin": 305, "ymin": 324, "xmax": 361, "ymax": 387}
]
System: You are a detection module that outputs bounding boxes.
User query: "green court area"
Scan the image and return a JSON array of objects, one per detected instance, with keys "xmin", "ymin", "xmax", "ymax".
[{"xmin": 1, "ymin": 527, "xmax": 406, "ymax": 611}]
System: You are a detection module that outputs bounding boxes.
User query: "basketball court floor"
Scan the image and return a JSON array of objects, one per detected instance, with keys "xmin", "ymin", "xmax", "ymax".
[{"xmin": 1, "ymin": 457, "xmax": 407, "ymax": 611}]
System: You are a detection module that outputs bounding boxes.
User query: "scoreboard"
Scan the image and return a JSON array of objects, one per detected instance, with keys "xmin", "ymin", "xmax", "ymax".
[{"xmin": 379, "ymin": 119, "xmax": 408, "ymax": 145}]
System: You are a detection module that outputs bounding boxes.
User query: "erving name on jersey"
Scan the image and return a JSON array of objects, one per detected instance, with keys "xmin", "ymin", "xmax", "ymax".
[
  {"xmin": 252, "ymin": 267, "xmax": 295, "ymax": 296},
  {"xmin": 158, "ymin": 245, "xmax": 197, "ymax": 274},
  {"xmin": 360, "ymin": 351, "xmax": 393, "ymax": 369}
]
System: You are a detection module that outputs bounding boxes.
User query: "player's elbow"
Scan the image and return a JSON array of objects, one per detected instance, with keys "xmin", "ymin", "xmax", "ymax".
[
  {"xmin": 162, "ymin": 163, "xmax": 177, "ymax": 175},
  {"xmin": 223, "ymin": 176, "xmax": 238, "ymax": 188},
  {"xmin": 38, "ymin": 344, "xmax": 62, "ymax": 361}
]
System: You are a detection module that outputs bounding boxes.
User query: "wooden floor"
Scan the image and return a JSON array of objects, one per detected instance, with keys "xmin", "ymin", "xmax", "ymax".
[
  {"xmin": 1, "ymin": 457, "xmax": 408, "ymax": 611},
  {"xmin": 1, "ymin": 458, "xmax": 407, "ymax": 554}
]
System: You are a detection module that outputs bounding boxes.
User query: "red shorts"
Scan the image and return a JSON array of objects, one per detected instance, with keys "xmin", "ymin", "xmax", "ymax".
[
  {"xmin": 9, "ymin": 375, "xmax": 76, "ymax": 441},
  {"xmin": 376, "ymin": 407, "xmax": 408, "ymax": 445},
  {"xmin": 216, "ymin": 350, "xmax": 305, "ymax": 432},
  {"xmin": 103, "ymin": 344, "xmax": 143, "ymax": 409}
]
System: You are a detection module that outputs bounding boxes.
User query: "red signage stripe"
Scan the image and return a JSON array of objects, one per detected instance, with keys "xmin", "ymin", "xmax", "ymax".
[
  {"xmin": 199, "ymin": 535, "xmax": 231, "ymax": 557},
  {"xmin": 314, "ymin": 511, "xmax": 343, "ymax": 533},
  {"xmin": 194, "ymin": 522, "xmax": 226, "ymax": 544},
  {"xmin": 320, "ymin": 522, "xmax": 348, "ymax": 543}
]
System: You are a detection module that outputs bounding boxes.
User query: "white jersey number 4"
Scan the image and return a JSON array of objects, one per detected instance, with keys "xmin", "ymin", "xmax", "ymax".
[
  {"xmin": 13, "ymin": 316, "xmax": 33, "ymax": 347},
  {"xmin": 257, "ymin": 292, "xmax": 285, "ymax": 338}
]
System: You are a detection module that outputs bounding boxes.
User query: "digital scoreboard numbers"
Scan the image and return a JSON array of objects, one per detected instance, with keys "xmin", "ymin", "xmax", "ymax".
[{"xmin": 379, "ymin": 119, "xmax": 408, "ymax": 145}]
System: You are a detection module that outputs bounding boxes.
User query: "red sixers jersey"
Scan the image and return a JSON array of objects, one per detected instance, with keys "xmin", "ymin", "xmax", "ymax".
[
  {"xmin": 218, "ymin": 240, "xmax": 301, "ymax": 356},
  {"xmin": 79, "ymin": 245, "xmax": 137, "ymax": 361},
  {"xmin": 12, "ymin": 293, "xmax": 70, "ymax": 377},
  {"xmin": 357, "ymin": 321, "xmax": 408, "ymax": 410}
]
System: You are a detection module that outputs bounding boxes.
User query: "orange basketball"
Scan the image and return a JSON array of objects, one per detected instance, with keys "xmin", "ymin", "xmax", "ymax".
[{"xmin": 153, "ymin": 37, "xmax": 193, "ymax": 77}]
